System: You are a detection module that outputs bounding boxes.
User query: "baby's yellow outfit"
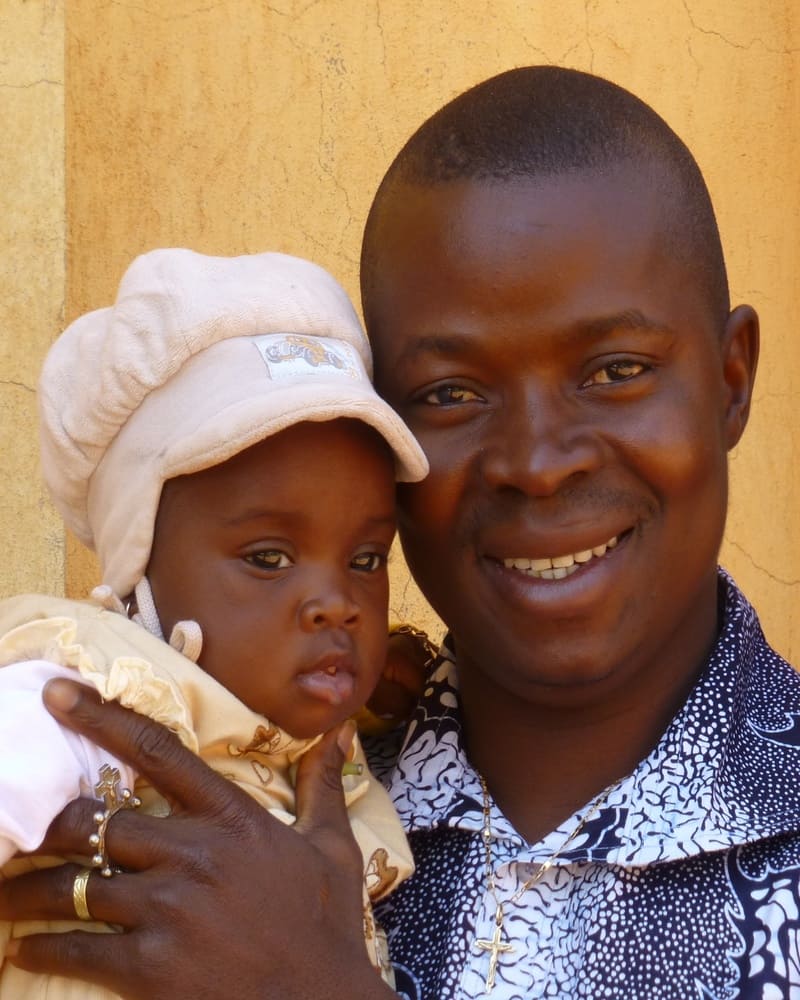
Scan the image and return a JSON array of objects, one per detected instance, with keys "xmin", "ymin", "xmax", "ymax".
[{"xmin": 0, "ymin": 594, "xmax": 412, "ymax": 998}]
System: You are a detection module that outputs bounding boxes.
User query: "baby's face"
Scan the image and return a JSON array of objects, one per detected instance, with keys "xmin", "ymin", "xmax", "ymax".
[{"xmin": 147, "ymin": 418, "xmax": 397, "ymax": 738}]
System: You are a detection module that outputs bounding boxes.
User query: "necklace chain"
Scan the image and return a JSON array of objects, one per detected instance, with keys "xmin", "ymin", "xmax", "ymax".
[{"xmin": 475, "ymin": 774, "xmax": 620, "ymax": 993}]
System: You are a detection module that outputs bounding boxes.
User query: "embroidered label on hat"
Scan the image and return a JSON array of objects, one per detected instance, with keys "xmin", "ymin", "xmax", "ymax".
[{"xmin": 252, "ymin": 334, "xmax": 363, "ymax": 381}]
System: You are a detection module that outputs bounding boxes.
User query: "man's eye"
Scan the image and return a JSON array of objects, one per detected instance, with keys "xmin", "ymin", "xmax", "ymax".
[
  {"xmin": 421, "ymin": 385, "xmax": 481, "ymax": 406},
  {"xmin": 584, "ymin": 361, "xmax": 647, "ymax": 386},
  {"xmin": 351, "ymin": 552, "xmax": 386, "ymax": 573},
  {"xmin": 246, "ymin": 550, "xmax": 292, "ymax": 570}
]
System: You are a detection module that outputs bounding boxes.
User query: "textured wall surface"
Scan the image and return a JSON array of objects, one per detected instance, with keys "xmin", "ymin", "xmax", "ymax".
[
  {"xmin": 0, "ymin": 1, "xmax": 65, "ymax": 597},
  {"xmin": 2, "ymin": 1, "xmax": 798, "ymax": 657}
]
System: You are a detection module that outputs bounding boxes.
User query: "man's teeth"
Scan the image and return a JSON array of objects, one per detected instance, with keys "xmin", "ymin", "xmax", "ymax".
[{"xmin": 503, "ymin": 536, "xmax": 618, "ymax": 579}]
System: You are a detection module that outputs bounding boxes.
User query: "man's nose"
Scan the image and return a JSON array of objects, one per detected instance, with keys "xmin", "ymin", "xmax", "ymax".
[
  {"xmin": 298, "ymin": 576, "xmax": 361, "ymax": 631},
  {"xmin": 480, "ymin": 386, "xmax": 604, "ymax": 497}
]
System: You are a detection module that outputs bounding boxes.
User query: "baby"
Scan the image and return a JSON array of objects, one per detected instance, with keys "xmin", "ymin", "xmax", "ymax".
[{"xmin": 0, "ymin": 248, "xmax": 429, "ymax": 998}]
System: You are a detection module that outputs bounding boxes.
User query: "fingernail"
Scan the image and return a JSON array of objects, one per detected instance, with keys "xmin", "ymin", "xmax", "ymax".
[
  {"xmin": 42, "ymin": 677, "xmax": 82, "ymax": 712},
  {"xmin": 337, "ymin": 719, "xmax": 357, "ymax": 757}
]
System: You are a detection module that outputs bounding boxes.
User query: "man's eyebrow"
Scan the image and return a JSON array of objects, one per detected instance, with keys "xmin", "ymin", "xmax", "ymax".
[
  {"xmin": 391, "ymin": 312, "xmax": 672, "ymax": 366},
  {"xmin": 394, "ymin": 334, "xmax": 472, "ymax": 365},
  {"xmin": 576, "ymin": 309, "xmax": 674, "ymax": 338}
]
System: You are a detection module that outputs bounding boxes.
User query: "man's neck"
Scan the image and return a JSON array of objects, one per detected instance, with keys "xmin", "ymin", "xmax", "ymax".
[{"xmin": 457, "ymin": 635, "xmax": 714, "ymax": 844}]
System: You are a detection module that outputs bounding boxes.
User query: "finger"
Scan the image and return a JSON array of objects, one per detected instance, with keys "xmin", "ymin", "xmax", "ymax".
[
  {"xmin": 34, "ymin": 795, "xmax": 100, "ymax": 856},
  {"xmin": 0, "ymin": 863, "xmax": 84, "ymax": 922},
  {"xmin": 43, "ymin": 679, "xmax": 245, "ymax": 815},
  {"xmin": 6, "ymin": 929, "xmax": 142, "ymax": 998},
  {"xmin": 294, "ymin": 723, "xmax": 357, "ymax": 849},
  {"xmin": 31, "ymin": 786, "xmax": 200, "ymax": 874},
  {"xmin": 0, "ymin": 864, "xmax": 144, "ymax": 927}
]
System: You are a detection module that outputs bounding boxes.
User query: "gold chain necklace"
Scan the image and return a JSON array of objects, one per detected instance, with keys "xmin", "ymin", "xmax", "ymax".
[{"xmin": 475, "ymin": 775, "xmax": 620, "ymax": 993}]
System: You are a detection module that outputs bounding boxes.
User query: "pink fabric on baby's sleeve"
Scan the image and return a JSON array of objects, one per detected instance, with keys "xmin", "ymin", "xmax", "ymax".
[{"xmin": 0, "ymin": 660, "xmax": 137, "ymax": 864}]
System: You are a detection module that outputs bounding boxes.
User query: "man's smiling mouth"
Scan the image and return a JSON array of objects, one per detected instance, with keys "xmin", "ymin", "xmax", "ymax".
[{"xmin": 502, "ymin": 533, "xmax": 620, "ymax": 579}]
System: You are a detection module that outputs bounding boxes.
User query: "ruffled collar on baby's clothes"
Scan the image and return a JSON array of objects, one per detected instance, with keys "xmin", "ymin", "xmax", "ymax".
[{"xmin": 0, "ymin": 593, "xmax": 372, "ymax": 818}]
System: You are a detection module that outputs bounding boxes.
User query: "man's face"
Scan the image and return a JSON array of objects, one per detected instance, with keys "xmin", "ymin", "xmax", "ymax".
[
  {"xmin": 364, "ymin": 169, "xmax": 756, "ymax": 708},
  {"xmin": 147, "ymin": 419, "xmax": 397, "ymax": 738}
]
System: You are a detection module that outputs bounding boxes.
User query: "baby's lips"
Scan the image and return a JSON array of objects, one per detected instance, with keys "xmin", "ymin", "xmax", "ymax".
[{"xmin": 296, "ymin": 668, "xmax": 356, "ymax": 706}]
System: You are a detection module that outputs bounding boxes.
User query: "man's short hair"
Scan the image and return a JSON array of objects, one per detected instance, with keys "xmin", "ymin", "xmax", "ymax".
[{"xmin": 362, "ymin": 66, "xmax": 729, "ymax": 326}]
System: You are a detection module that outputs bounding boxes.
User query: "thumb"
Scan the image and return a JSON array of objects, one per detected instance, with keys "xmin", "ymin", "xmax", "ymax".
[{"xmin": 294, "ymin": 721, "xmax": 356, "ymax": 844}]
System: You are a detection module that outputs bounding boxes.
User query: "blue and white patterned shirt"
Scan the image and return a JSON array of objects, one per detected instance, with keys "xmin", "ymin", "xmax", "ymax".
[{"xmin": 372, "ymin": 572, "xmax": 800, "ymax": 999}]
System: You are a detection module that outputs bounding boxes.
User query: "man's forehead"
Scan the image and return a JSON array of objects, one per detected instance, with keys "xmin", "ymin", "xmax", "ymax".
[
  {"xmin": 369, "ymin": 168, "xmax": 674, "ymax": 296},
  {"xmin": 378, "ymin": 164, "xmax": 669, "ymax": 229},
  {"xmin": 364, "ymin": 169, "xmax": 721, "ymax": 351}
]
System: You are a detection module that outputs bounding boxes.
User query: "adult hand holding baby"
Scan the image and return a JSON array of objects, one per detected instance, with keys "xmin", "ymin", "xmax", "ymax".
[{"xmin": 0, "ymin": 678, "xmax": 393, "ymax": 1000}]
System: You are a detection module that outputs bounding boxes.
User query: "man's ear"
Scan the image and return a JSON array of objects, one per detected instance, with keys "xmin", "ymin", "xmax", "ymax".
[{"xmin": 721, "ymin": 304, "xmax": 760, "ymax": 449}]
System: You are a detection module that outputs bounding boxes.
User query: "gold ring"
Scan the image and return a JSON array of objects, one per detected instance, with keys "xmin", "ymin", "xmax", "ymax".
[{"xmin": 72, "ymin": 868, "xmax": 93, "ymax": 921}]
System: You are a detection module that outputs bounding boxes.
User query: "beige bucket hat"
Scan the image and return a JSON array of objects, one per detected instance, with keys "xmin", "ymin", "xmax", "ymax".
[{"xmin": 38, "ymin": 248, "xmax": 428, "ymax": 598}]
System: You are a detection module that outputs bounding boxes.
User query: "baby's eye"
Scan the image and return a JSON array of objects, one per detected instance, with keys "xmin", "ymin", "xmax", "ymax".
[
  {"xmin": 583, "ymin": 361, "xmax": 648, "ymax": 386},
  {"xmin": 245, "ymin": 550, "xmax": 292, "ymax": 570},
  {"xmin": 351, "ymin": 552, "xmax": 387, "ymax": 573},
  {"xmin": 421, "ymin": 384, "xmax": 482, "ymax": 406}
]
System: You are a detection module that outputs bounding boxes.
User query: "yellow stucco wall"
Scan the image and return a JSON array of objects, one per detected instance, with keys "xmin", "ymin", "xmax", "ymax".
[
  {"xmin": 2, "ymin": 1, "xmax": 798, "ymax": 659},
  {"xmin": 0, "ymin": 1, "xmax": 65, "ymax": 597}
]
